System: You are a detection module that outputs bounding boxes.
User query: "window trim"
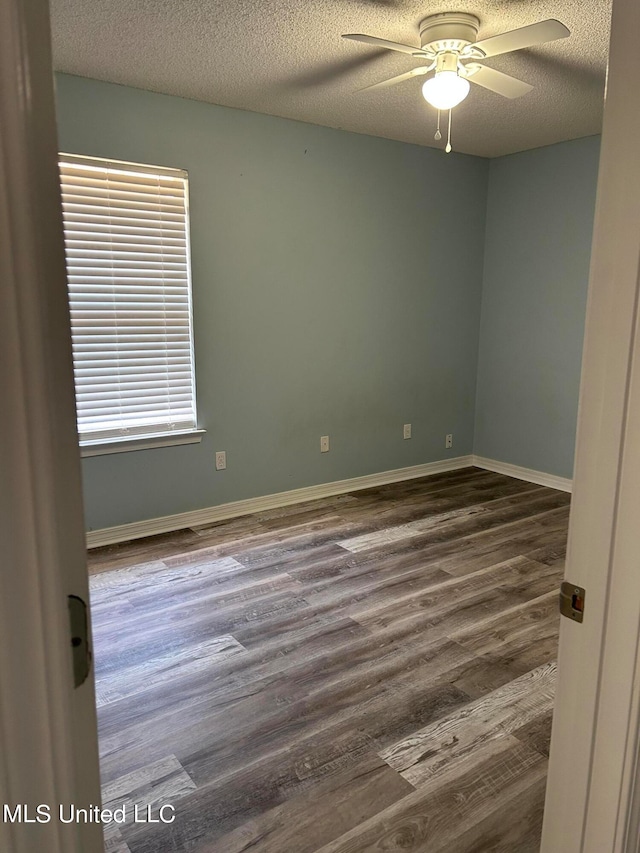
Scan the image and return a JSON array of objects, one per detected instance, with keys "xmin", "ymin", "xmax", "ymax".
[{"xmin": 79, "ymin": 428, "xmax": 206, "ymax": 457}]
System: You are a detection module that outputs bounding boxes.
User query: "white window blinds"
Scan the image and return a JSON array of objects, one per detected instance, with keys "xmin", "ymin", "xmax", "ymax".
[{"xmin": 59, "ymin": 154, "xmax": 197, "ymax": 443}]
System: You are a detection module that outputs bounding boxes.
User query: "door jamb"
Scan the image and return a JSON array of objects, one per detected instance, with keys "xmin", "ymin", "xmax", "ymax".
[
  {"xmin": 0, "ymin": 0, "xmax": 103, "ymax": 850},
  {"xmin": 541, "ymin": 0, "xmax": 640, "ymax": 849}
]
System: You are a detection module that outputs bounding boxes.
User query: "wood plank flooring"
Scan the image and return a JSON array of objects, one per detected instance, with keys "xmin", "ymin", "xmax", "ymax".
[{"xmin": 88, "ymin": 467, "xmax": 569, "ymax": 853}]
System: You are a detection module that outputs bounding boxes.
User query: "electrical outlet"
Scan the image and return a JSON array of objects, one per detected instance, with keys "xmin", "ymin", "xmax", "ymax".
[
  {"xmin": 320, "ymin": 435, "xmax": 330, "ymax": 453},
  {"xmin": 215, "ymin": 450, "xmax": 227, "ymax": 470},
  {"xmin": 403, "ymin": 423, "xmax": 412, "ymax": 440},
  {"xmin": 445, "ymin": 434, "xmax": 453, "ymax": 449}
]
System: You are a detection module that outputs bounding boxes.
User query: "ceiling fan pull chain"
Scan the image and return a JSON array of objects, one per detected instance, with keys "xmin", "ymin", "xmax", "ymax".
[
  {"xmin": 445, "ymin": 109, "xmax": 452, "ymax": 153},
  {"xmin": 434, "ymin": 109, "xmax": 442, "ymax": 141}
]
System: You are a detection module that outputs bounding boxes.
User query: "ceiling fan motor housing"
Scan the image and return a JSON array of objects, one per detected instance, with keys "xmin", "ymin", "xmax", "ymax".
[{"xmin": 419, "ymin": 12, "xmax": 480, "ymax": 54}]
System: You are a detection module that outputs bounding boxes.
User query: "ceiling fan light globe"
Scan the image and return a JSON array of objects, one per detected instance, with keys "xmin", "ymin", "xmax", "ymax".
[{"xmin": 421, "ymin": 71, "xmax": 470, "ymax": 110}]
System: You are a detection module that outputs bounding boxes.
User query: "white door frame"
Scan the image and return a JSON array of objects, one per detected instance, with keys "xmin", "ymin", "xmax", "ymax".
[
  {"xmin": 0, "ymin": 0, "xmax": 103, "ymax": 851},
  {"xmin": 541, "ymin": 0, "xmax": 640, "ymax": 850}
]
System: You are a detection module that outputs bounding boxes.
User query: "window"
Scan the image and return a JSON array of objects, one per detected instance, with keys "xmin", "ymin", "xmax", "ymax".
[{"xmin": 59, "ymin": 154, "xmax": 200, "ymax": 452}]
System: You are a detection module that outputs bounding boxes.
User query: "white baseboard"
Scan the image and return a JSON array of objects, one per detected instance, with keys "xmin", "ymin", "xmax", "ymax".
[
  {"xmin": 86, "ymin": 455, "xmax": 474, "ymax": 548},
  {"xmin": 86, "ymin": 453, "xmax": 573, "ymax": 549},
  {"xmin": 472, "ymin": 455, "xmax": 573, "ymax": 493}
]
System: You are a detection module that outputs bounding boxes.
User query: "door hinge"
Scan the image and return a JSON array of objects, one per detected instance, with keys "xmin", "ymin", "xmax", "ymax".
[
  {"xmin": 68, "ymin": 594, "xmax": 92, "ymax": 687},
  {"xmin": 559, "ymin": 581, "xmax": 586, "ymax": 623}
]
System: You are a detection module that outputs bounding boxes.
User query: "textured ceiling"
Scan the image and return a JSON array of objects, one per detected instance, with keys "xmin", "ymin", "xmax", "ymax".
[{"xmin": 50, "ymin": 0, "xmax": 611, "ymax": 157}]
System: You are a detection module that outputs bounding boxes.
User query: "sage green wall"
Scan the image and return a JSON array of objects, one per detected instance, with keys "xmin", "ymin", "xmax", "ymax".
[
  {"xmin": 55, "ymin": 74, "xmax": 489, "ymax": 530},
  {"xmin": 474, "ymin": 136, "xmax": 601, "ymax": 478}
]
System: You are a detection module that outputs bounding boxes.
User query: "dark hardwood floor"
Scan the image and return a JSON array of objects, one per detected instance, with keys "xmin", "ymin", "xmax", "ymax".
[{"xmin": 88, "ymin": 466, "xmax": 569, "ymax": 853}]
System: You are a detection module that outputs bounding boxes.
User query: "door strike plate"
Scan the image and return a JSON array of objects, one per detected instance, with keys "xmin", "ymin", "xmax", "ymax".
[
  {"xmin": 559, "ymin": 581, "xmax": 585, "ymax": 623},
  {"xmin": 68, "ymin": 594, "xmax": 92, "ymax": 687}
]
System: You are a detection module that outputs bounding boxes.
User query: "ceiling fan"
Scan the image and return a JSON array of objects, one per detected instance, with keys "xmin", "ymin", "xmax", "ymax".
[{"xmin": 343, "ymin": 13, "xmax": 570, "ymax": 151}]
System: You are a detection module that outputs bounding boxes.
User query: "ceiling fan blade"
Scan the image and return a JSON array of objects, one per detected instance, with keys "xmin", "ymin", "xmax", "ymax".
[
  {"xmin": 343, "ymin": 33, "xmax": 427, "ymax": 57},
  {"xmin": 469, "ymin": 19, "xmax": 570, "ymax": 59},
  {"xmin": 360, "ymin": 65, "xmax": 433, "ymax": 91},
  {"xmin": 463, "ymin": 64, "xmax": 533, "ymax": 98}
]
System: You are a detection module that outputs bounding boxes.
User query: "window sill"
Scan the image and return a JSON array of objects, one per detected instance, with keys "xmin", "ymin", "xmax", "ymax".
[{"xmin": 79, "ymin": 429, "xmax": 206, "ymax": 457}]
